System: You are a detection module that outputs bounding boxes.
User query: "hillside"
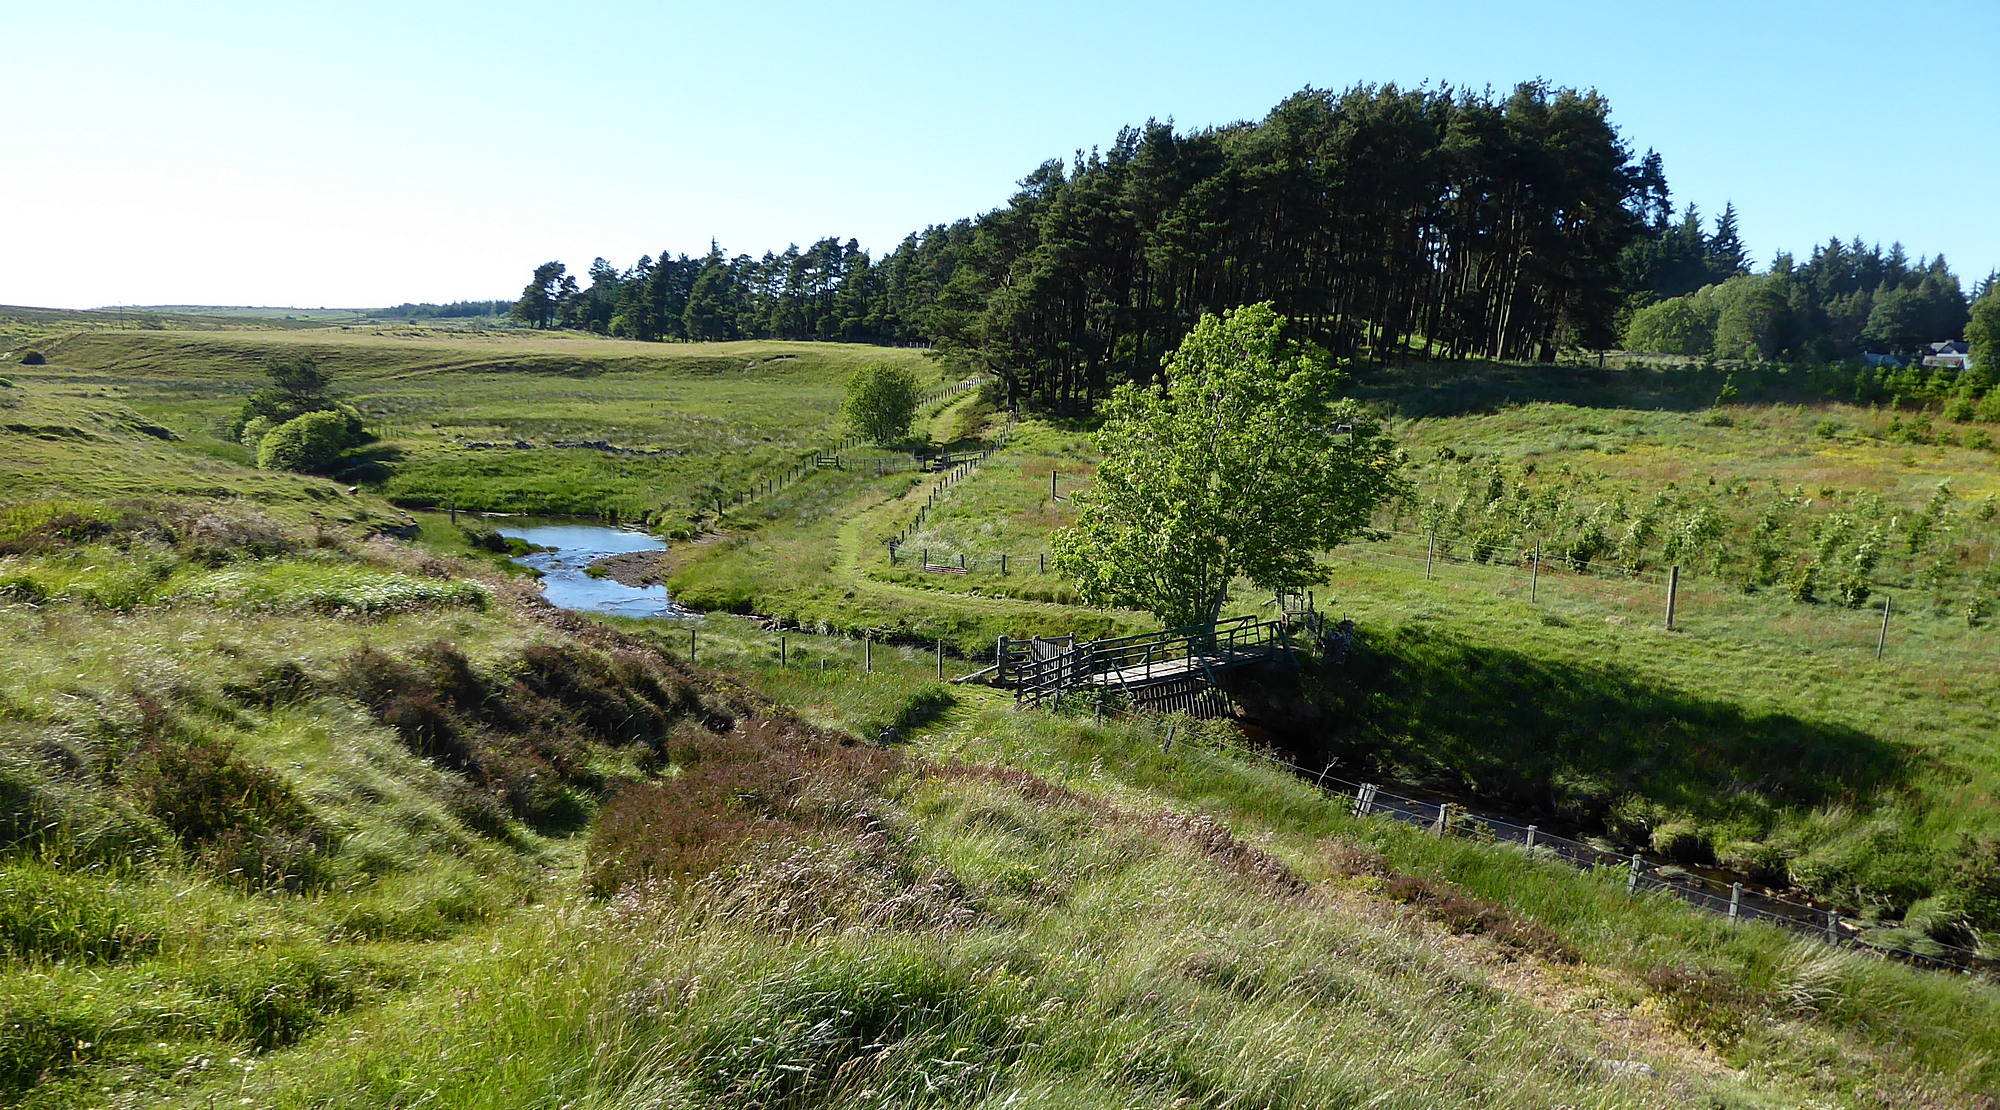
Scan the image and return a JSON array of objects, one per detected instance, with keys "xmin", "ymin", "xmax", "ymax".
[{"xmin": 2, "ymin": 329, "xmax": 1998, "ymax": 1106}]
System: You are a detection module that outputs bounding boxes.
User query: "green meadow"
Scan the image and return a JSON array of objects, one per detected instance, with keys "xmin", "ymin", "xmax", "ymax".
[
  {"xmin": 19, "ymin": 327, "xmax": 938, "ymax": 532},
  {"xmin": 2, "ymin": 323, "xmax": 1997, "ymax": 1106}
]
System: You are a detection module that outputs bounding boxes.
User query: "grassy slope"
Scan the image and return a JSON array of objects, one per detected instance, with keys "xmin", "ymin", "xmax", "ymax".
[
  {"xmin": 29, "ymin": 323, "xmax": 1982, "ymax": 923},
  {"xmin": 1, "ymin": 357, "xmax": 1997, "ymax": 1106},
  {"xmin": 668, "ymin": 384, "xmax": 2000, "ymax": 934},
  {"xmin": 24, "ymin": 328, "xmax": 937, "ymax": 531}
]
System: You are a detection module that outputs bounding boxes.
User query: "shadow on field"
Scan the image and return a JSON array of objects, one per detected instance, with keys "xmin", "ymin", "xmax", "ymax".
[
  {"xmin": 1350, "ymin": 361, "xmax": 1841, "ymax": 419},
  {"xmin": 335, "ymin": 444, "xmax": 405, "ymax": 484},
  {"xmin": 1274, "ymin": 624, "xmax": 1905, "ymax": 833}
]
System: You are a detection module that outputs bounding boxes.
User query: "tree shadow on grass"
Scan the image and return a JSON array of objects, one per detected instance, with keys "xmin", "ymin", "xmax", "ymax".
[
  {"xmin": 333, "ymin": 444, "xmax": 405, "ymax": 485},
  {"xmin": 1349, "ymin": 361, "xmax": 1843, "ymax": 419},
  {"xmin": 1276, "ymin": 624, "xmax": 1908, "ymax": 834}
]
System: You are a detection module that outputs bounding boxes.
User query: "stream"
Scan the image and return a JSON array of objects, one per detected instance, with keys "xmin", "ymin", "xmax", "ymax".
[{"xmin": 492, "ymin": 517, "xmax": 690, "ymax": 620}]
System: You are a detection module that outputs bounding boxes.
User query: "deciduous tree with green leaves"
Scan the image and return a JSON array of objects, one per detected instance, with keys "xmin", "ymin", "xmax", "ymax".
[
  {"xmin": 1051, "ymin": 303, "xmax": 1402, "ymax": 629},
  {"xmin": 841, "ymin": 362, "xmax": 923, "ymax": 447}
]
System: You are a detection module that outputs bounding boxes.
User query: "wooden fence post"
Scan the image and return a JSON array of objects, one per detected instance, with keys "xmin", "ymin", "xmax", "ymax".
[
  {"xmin": 1875, "ymin": 595, "xmax": 1891, "ymax": 660},
  {"xmin": 688, "ymin": 628, "xmax": 696, "ymax": 664},
  {"xmin": 1525, "ymin": 824, "xmax": 1538, "ymax": 850},
  {"xmin": 1051, "ymin": 469, "xmax": 1058, "ymax": 502},
  {"xmin": 1665, "ymin": 565, "xmax": 1680, "ymax": 630},
  {"xmin": 864, "ymin": 635, "xmax": 872, "ymax": 672},
  {"xmin": 1433, "ymin": 803, "xmax": 1450, "ymax": 834},
  {"xmin": 779, "ymin": 635, "xmax": 787, "ymax": 670},
  {"xmin": 1530, "ymin": 537, "xmax": 1542, "ymax": 602},
  {"xmin": 1425, "ymin": 526, "xmax": 1437, "ymax": 578},
  {"xmin": 1039, "ymin": 552, "xmax": 1046, "ymax": 574},
  {"xmin": 1000, "ymin": 553, "xmax": 1008, "ymax": 575},
  {"xmin": 936, "ymin": 639, "xmax": 944, "ymax": 678},
  {"xmin": 1728, "ymin": 882, "xmax": 1742, "ymax": 922},
  {"xmin": 1627, "ymin": 853, "xmax": 1643, "ymax": 894}
]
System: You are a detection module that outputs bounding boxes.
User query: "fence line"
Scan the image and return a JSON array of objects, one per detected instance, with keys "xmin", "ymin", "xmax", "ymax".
[
  {"xmin": 1142, "ymin": 730, "xmax": 1999, "ymax": 982},
  {"xmin": 703, "ymin": 375, "xmax": 987, "ymax": 518},
  {"xmin": 640, "ymin": 615, "xmax": 1994, "ymax": 980},
  {"xmin": 884, "ymin": 419, "xmax": 1015, "ymax": 563}
]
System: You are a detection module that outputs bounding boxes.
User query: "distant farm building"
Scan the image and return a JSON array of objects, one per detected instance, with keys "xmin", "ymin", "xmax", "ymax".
[{"xmin": 1922, "ymin": 340, "xmax": 1972, "ymax": 372}]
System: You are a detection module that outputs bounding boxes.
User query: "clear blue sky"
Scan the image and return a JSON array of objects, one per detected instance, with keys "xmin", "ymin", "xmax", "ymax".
[{"xmin": 6, "ymin": 0, "xmax": 1995, "ymax": 309}]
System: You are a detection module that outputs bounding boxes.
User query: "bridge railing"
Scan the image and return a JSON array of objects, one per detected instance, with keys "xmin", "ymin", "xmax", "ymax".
[{"xmin": 1008, "ymin": 615, "xmax": 1283, "ymax": 706}]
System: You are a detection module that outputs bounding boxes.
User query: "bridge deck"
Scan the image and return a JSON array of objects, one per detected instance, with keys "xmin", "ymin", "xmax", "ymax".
[{"xmin": 1079, "ymin": 647, "xmax": 1275, "ymax": 690}]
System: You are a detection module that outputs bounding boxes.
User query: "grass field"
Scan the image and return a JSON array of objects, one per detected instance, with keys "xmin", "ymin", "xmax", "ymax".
[
  {"xmin": 3, "ymin": 503, "xmax": 1996, "ymax": 1107},
  {"xmin": 18, "ymin": 327, "xmax": 940, "ymax": 532},
  {"xmin": 660, "ymin": 374, "xmax": 2000, "ymax": 938},
  {"xmin": 5, "ymin": 323, "xmax": 1999, "ymax": 1105}
]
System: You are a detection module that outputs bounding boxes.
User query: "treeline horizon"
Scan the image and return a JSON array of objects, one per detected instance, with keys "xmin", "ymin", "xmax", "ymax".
[{"xmin": 507, "ymin": 80, "xmax": 1995, "ymax": 408}]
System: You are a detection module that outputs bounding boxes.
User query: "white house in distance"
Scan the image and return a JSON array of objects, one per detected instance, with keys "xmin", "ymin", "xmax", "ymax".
[{"xmin": 1922, "ymin": 340, "xmax": 1972, "ymax": 372}]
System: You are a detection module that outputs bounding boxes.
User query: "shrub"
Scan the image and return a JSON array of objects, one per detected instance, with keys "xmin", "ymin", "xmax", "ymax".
[
  {"xmin": 342, "ymin": 640, "xmax": 721, "ymax": 834},
  {"xmin": 842, "ymin": 362, "xmax": 922, "ymax": 446},
  {"xmin": 586, "ymin": 722, "xmax": 898, "ymax": 896},
  {"xmin": 237, "ymin": 414, "xmax": 274, "ymax": 448},
  {"xmin": 17, "ymin": 350, "xmax": 44, "ymax": 366},
  {"xmin": 256, "ymin": 409, "xmax": 354, "ymax": 473},
  {"xmin": 177, "ymin": 506, "xmax": 292, "ymax": 563},
  {"xmin": 123, "ymin": 730, "xmax": 338, "ymax": 892}
]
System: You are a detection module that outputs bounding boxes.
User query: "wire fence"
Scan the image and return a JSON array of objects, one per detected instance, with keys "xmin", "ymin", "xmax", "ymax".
[
  {"xmin": 1138, "ymin": 728, "xmax": 2000, "ymax": 982},
  {"xmin": 702, "ymin": 376, "xmax": 988, "ymax": 517},
  {"xmin": 650, "ymin": 613, "xmax": 1998, "ymax": 982},
  {"xmin": 875, "ymin": 503, "xmax": 1965, "ymax": 664},
  {"xmin": 674, "ymin": 619, "xmax": 977, "ymax": 680},
  {"xmin": 884, "ymin": 421, "xmax": 1016, "ymax": 562}
]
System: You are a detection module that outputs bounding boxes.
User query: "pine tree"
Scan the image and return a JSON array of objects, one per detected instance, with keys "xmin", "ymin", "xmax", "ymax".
[{"xmin": 1706, "ymin": 203, "xmax": 1748, "ymax": 282}]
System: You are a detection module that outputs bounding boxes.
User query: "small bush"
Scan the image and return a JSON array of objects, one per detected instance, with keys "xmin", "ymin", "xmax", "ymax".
[
  {"xmin": 842, "ymin": 363, "xmax": 922, "ymax": 447},
  {"xmin": 343, "ymin": 640, "xmax": 720, "ymax": 834},
  {"xmin": 177, "ymin": 507, "xmax": 292, "ymax": 563},
  {"xmin": 256, "ymin": 409, "xmax": 354, "ymax": 473},
  {"xmin": 237, "ymin": 414, "xmax": 274, "ymax": 448},
  {"xmin": 221, "ymin": 660, "xmax": 317, "ymax": 708},
  {"xmin": 17, "ymin": 351, "xmax": 44, "ymax": 366}
]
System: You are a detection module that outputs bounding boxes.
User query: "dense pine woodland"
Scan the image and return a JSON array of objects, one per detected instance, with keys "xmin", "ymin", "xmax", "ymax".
[{"xmin": 513, "ymin": 81, "xmax": 1998, "ymax": 410}]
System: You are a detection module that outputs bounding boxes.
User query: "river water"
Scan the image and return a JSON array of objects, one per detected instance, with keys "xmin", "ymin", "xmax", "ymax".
[{"xmin": 491, "ymin": 518, "xmax": 690, "ymax": 620}]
